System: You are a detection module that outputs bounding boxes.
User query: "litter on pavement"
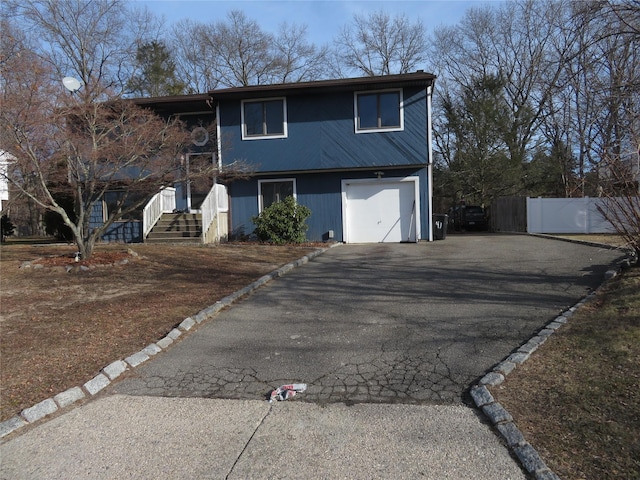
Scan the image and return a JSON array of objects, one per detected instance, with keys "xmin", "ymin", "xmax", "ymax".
[{"xmin": 269, "ymin": 383, "xmax": 307, "ymax": 402}]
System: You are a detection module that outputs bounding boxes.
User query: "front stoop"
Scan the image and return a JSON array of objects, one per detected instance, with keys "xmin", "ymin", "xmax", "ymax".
[{"xmin": 145, "ymin": 213, "xmax": 202, "ymax": 244}]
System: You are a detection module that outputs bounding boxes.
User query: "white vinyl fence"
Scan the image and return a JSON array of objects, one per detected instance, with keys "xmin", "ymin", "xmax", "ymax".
[{"xmin": 527, "ymin": 197, "xmax": 617, "ymax": 234}]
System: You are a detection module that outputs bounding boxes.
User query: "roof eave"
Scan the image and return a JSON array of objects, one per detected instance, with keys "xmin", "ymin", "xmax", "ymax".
[{"xmin": 209, "ymin": 71, "xmax": 436, "ymax": 101}]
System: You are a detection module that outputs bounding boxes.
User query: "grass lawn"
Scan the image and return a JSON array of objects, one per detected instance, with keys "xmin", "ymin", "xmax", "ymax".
[
  {"xmin": 0, "ymin": 242, "xmax": 319, "ymax": 422},
  {"xmin": 493, "ymin": 235, "xmax": 639, "ymax": 479}
]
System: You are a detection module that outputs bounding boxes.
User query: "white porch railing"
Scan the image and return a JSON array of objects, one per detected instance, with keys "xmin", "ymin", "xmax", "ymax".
[
  {"xmin": 201, "ymin": 183, "xmax": 228, "ymax": 244},
  {"xmin": 143, "ymin": 187, "xmax": 176, "ymax": 238}
]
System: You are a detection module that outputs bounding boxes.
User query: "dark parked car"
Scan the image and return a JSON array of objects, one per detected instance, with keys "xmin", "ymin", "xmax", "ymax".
[{"xmin": 448, "ymin": 205, "xmax": 488, "ymax": 231}]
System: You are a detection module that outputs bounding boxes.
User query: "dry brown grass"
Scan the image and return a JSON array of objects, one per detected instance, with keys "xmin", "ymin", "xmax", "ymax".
[
  {"xmin": 0, "ymin": 242, "xmax": 319, "ymax": 421},
  {"xmin": 493, "ymin": 254, "xmax": 640, "ymax": 479}
]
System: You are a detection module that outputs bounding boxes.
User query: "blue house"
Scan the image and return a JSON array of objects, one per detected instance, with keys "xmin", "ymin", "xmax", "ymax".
[
  {"xmin": 133, "ymin": 71, "xmax": 437, "ymax": 244},
  {"xmin": 215, "ymin": 71, "xmax": 436, "ymax": 243}
]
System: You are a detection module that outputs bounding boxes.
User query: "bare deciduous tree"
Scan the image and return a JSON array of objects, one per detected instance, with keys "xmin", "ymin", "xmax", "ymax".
[
  {"xmin": 206, "ymin": 10, "xmax": 276, "ymax": 87},
  {"xmin": 432, "ymin": 1, "xmax": 572, "ymax": 169},
  {"xmin": 333, "ymin": 10, "xmax": 428, "ymax": 77},
  {"xmin": 597, "ymin": 142, "xmax": 640, "ymax": 259},
  {"xmin": 169, "ymin": 10, "xmax": 327, "ymax": 90},
  {"xmin": 171, "ymin": 18, "xmax": 220, "ymax": 93},
  {"xmin": 8, "ymin": 0, "xmax": 157, "ymax": 100},
  {"xmin": 273, "ymin": 22, "xmax": 330, "ymax": 83},
  {"xmin": 0, "ymin": 4, "xmax": 219, "ymax": 258}
]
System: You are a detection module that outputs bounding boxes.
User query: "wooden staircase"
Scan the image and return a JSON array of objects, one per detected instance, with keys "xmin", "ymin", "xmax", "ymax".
[{"xmin": 145, "ymin": 213, "xmax": 202, "ymax": 244}]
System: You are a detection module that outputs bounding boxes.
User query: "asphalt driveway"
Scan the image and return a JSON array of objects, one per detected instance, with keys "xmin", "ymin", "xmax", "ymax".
[{"xmin": 112, "ymin": 234, "xmax": 624, "ymax": 405}]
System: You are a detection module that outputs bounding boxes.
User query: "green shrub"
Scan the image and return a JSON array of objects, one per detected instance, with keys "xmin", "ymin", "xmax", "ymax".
[
  {"xmin": 252, "ymin": 196, "xmax": 311, "ymax": 244},
  {"xmin": 1, "ymin": 214, "xmax": 15, "ymax": 242}
]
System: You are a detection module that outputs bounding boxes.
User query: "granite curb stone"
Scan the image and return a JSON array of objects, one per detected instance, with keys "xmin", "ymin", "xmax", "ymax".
[
  {"xmin": 167, "ymin": 328, "xmax": 182, "ymax": 340},
  {"xmin": 103, "ymin": 360, "xmax": 129, "ymax": 380},
  {"xmin": 0, "ymin": 246, "xmax": 332, "ymax": 439},
  {"xmin": 479, "ymin": 371, "xmax": 505, "ymax": 387},
  {"xmin": 179, "ymin": 317, "xmax": 196, "ymax": 331},
  {"xmin": 53, "ymin": 387, "xmax": 85, "ymax": 408},
  {"xmin": 83, "ymin": 373, "xmax": 110, "ymax": 395},
  {"xmin": 143, "ymin": 343, "xmax": 162, "ymax": 356},
  {"xmin": 20, "ymin": 399, "xmax": 58, "ymax": 423},
  {"xmin": 470, "ymin": 263, "xmax": 623, "ymax": 479},
  {"xmin": 0, "ymin": 417, "xmax": 27, "ymax": 438},
  {"xmin": 124, "ymin": 351, "xmax": 150, "ymax": 368}
]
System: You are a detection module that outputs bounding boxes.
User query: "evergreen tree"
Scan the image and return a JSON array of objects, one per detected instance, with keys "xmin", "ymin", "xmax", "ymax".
[
  {"xmin": 128, "ymin": 40, "xmax": 185, "ymax": 97},
  {"xmin": 441, "ymin": 74, "xmax": 524, "ymax": 206}
]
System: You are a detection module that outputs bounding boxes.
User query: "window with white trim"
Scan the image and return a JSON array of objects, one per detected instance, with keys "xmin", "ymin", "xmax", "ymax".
[
  {"xmin": 258, "ymin": 179, "xmax": 296, "ymax": 211},
  {"xmin": 354, "ymin": 89, "xmax": 403, "ymax": 133},
  {"xmin": 242, "ymin": 98, "xmax": 287, "ymax": 139}
]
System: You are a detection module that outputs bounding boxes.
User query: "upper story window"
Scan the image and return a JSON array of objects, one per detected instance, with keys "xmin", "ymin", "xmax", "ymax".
[
  {"xmin": 242, "ymin": 98, "xmax": 287, "ymax": 140},
  {"xmin": 355, "ymin": 89, "xmax": 403, "ymax": 133}
]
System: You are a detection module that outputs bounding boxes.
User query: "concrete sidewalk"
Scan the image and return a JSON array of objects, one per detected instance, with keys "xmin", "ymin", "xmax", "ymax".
[{"xmin": 0, "ymin": 395, "xmax": 525, "ymax": 479}]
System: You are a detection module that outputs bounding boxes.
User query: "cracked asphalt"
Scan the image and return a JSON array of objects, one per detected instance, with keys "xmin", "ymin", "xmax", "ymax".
[
  {"xmin": 2, "ymin": 234, "xmax": 626, "ymax": 480},
  {"xmin": 112, "ymin": 234, "xmax": 624, "ymax": 406}
]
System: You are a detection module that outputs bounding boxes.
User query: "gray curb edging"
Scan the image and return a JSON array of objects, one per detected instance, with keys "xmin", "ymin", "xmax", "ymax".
[
  {"xmin": 470, "ymin": 252, "xmax": 631, "ymax": 480},
  {"xmin": 0, "ymin": 244, "xmax": 337, "ymax": 440}
]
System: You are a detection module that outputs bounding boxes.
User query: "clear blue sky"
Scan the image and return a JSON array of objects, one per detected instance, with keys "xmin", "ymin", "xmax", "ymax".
[{"xmin": 135, "ymin": 0, "xmax": 496, "ymax": 46}]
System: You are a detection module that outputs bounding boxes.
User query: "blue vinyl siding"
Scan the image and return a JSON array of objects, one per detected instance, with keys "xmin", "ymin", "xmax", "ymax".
[
  {"xmin": 89, "ymin": 202, "xmax": 142, "ymax": 243},
  {"xmin": 229, "ymin": 167, "xmax": 427, "ymax": 242},
  {"xmin": 101, "ymin": 221, "xmax": 142, "ymax": 243},
  {"xmin": 219, "ymin": 87, "xmax": 428, "ymax": 173}
]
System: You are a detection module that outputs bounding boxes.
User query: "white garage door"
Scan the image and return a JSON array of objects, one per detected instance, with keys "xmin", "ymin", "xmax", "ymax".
[{"xmin": 343, "ymin": 179, "xmax": 418, "ymax": 243}]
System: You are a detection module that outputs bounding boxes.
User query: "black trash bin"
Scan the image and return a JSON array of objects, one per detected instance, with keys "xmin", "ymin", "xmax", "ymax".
[{"xmin": 432, "ymin": 214, "xmax": 448, "ymax": 240}]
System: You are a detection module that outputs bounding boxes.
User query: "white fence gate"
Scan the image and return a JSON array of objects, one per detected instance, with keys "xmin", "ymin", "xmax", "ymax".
[{"xmin": 527, "ymin": 197, "xmax": 617, "ymax": 234}]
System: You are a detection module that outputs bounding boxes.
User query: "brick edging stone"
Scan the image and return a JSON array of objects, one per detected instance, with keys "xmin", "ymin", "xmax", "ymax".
[
  {"xmin": 0, "ymin": 244, "xmax": 337, "ymax": 439},
  {"xmin": 470, "ymin": 250, "xmax": 631, "ymax": 480}
]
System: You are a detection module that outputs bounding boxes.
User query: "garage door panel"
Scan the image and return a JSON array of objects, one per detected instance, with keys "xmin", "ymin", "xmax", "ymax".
[{"xmin": 345, "ymin": 181, "xmax": 416, "ymax": 243}]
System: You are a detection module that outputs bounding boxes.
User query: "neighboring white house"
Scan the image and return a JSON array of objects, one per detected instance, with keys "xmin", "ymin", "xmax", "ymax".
[{"xmin": 0, "ymin": 150, "xmax": 14, "ymax": 212}]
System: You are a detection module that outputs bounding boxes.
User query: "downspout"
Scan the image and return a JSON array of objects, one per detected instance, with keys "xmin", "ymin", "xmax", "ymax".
[
  {"xmin": 427, "ymin": 84, "xmax": 434, "ymax": 242},
  {"xmin": 215, "ymin": 101, "xmax": 223, "ymax": 239}
]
